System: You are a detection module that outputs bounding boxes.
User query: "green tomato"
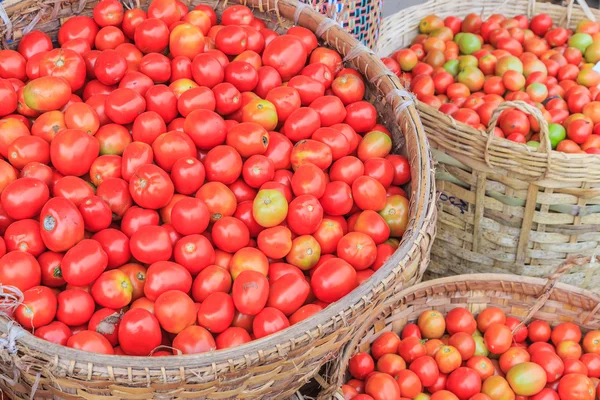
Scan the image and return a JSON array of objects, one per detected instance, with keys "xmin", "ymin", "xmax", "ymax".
[
  {"xmin": 444, "ymin": 59, "xmax": 460, "ymax": 77},
  {"xmin": 473, "ymin": 335, "xmax": 489, "ymax": 357},
  {"xmin": 568, "ymin": 33, "xmax": 593, "ymax": 54},
  {"xmin": 458, "ymin": 55, "xmax": 478, "ymax": 69},
  {"xmin": 526, "ymin": 141, "xmax": 541, "ymax": 148},
  {"xmin": 458, "ymin": 33, "xmax": 482, "ymax": 55},
  {"xmin": 454, "ymin": 32, "xmax": 465, "ymax": 44},
  {"xmin": 548, "ymin": 123, "xmax": 566, "ymax": 149}
]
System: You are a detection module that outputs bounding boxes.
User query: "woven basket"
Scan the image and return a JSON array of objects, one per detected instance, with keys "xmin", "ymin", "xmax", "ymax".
[
  {"xmin": 321, "ymin": 254, "xmax": 600, "ymax": 399},
  {"xmin": 301, "ymin": 0, "xmax": 382, "ymax": 48},
  {"xmin": 376, "ymin": 0, "xmax": 600, "ymax": 289},
  {"xmin": 0, "ymin": 0, "xmax": 436, "ymax": 399}
]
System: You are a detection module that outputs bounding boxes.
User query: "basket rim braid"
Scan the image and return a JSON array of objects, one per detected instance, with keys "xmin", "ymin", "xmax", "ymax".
[
  {"xmin": 0, "ymin": 0, "xmax": 436, "ymax": 395},
  {"xmin": 377, "ymin": 0, "xmax": 600, "ymax": 186},
  {"xmin": 323, "ymin": 255, "xmax": 600, "ymax": 399}
]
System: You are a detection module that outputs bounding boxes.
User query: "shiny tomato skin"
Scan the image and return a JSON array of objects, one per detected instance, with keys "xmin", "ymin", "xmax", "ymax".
[
  {"xmin": 67, "ymin": 330, "xmax": 115, "ymax": 355},
  {"xmin": 287, "ymin": 194, "xmax": 324, "ymax": 235},
  {"xmin": 446, "ymin": 308, "xmax": 477, "ymax": 335},
  {"xmin": 129, "ymin": 164, "xmax": 174, "ymax": 210},
  {"xmin": 267, "ymin": 273, "xmax": 310, "ymax": 316},
  {"xmin": 365, "ymin": 372, "xmax": 401, "ymax": 400},
  {"xmin": 34, "ymin": 321, "xmax": 72, "ymax": 345},
  {"xmin": 173, "ymin": 234, "xmax": 215, "ymax": 275},
  {"xmin": 15, "ymin": 285, "xmax": 57, "ymax": 329},
  {"xmin": 79, "ymin": 196, "xmax": 114, "ymax": 233},
  {"xmin": 56, "ymin": 289, "xmax": 95, "ymax": 326},
  {"xmin": 216, "ymin": 327, "xmax": 252, "ymax": 349},
  {"xmin": 105, "ymin": 88, "xmax": 146, "ymax": 125},
  {"xmin": 191, "ymin": 265, "xmax": 232, "ymax": 302},
  {"xmin": 61, "ymin": 239, "xmax": 108, "ymax": 286},
  {"xmin": 130, "ymin": 225, "xmax": 173, "ymax": 264},
  {"xmin": 134, "ymin": 18, "xmax": 170, "ymax": 54},
  {"xmin": 50, "ymin": 129, "xmax": 99, "ymax": 177},
  {"xmin": 118, "ymin": 308, "xmax": 162, "ymax": 356},
  {"xmin": 40, "ymin": 197, "xmax": 85, "ymax": 253},
  {"xmin": 311, "ymin": 257, "xmax": 357, "ymax": 303},
  {"xmin": 38, "ymin": 48, "xmax": 86, "ymax": 92},
  {"xmin": 154, "ymin": 289, "xmax": 196, "ymax": 334},
  {"xmin": 197, "ymin": 292, "xmax": 235, "ymax": 334},
  {"xmin": 0, "ymin": 251, "xmax": 41, "ymax": 292},
  {"xmin": 91, "ymin": 269, "xmax": 133, "ymax": 309},
  {"xmin": 1, "ymin": 177, "xmax": 49, "ymax": 220},
  {"xmin": 232, "ymin": 270, "xmax": 269, "ymax": 316},
  {"xmin": 144, "ymin": 261, "xmax": 193, "ymax": 301},
  {"xmin": 262, "ymin": 35, "xmax": 307, "ymax": 81},
  {"xmin": 253, "ymin": 307, "xmax": 290, "ymax": 339},
  {"xmin": 409, "ymin": 355, "xmax": 440, "ymax": 387},
  {"xmin": 171, "ymin": 197, "xmax": 210, "ymax": 236},
  {"xmin": 52, "ymin": 176, "xmax": 94, "ymax": 207},
  {"xmin": 91, "ymin": 228, "xmax": 131, "ymax": 269},
  {"xmin": 173, "ymin": 325, "xmax": 216, "ymax": 355},
  {"xmin": 38, "ymin": 251, "xmax": 66, "ymax": 288},
  {"xmin": 3, "ymin": 219, "xmax": 44, "ymax": 256}
]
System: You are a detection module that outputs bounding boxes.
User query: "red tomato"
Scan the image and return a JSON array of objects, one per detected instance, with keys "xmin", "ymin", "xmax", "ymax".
[
  {"xmin": 144, "ymin": 261, "xmax": 192, "ymax": 301},
  {"xmin": 197, "ymin": 292, "xmax": 235, "ymax": 333},
  {"xmin": 130, "ymin": 225, "xmax": 173, "ymax": 264},
  {"xmin": 61, "ymin": 239, "xmax": 108, "ymax": 286},
  {"xmin": 1, "ymin": 177, "xmax": 49, "ymax": 220},
  {"xmin": 191, "ymin": 265, "xmax": 232, "ymax": 302},
  {"xmin": 67, "ymin": 330, "xmax": 114, "ymax": 355},
  {"xmin": 232, "ymin": 270, "xmax": 269, "ymax": 316},
  {"xmin": 129, "ymin": 164, "xmax": 175, "ymax": 209},
  {"xmin": 15, "ymin": 286, "xmax": 57, "ymax": 329},
  {"xmin": 311, "ymin": 257, "xmax": 357, "ymax": 303},
  {"xmin": 34, "ymin": 321, "xmax": 72, "ymax": 345},
  {"xmin": 262, "ymin": 35, "xmax": 307, "ymax": 81},
  {"xmin": 50, "ymin": 129, "xmax": 99, "ymax": 176},
  {"xmin": 365, "ymin": 373, "xmax": 401, "ymax": 400},
  {"xmin": 253, "ymin": 307, "xmax": 290, "ymax": 339},
  {"xmin": 56, "ymin": 289, "xmax": 95, "ymax": 326},
  {"xmin": 118, "ymin": 308, "xmax": 162, "ymax": 356}
]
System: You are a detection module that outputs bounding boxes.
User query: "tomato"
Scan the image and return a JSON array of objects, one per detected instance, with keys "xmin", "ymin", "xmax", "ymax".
[
  {"xmin": 1, "ymin": 177, "xmax": 48, "ymax": 220},
  {"xmin": 484, "ymin": 323, "xmax": 513, "ymax": 355},
  {"xmin": 529, "ymin": 320, "xmax": 552, "ymax": 342},
  {"xmin": 173, "ymin": 234, "xmax": 214, "ymax": 275},
  {"xmin": 395, "ymin": 369, "xmax": 423, "ymax": 398},
  {"xmin": 350, "ymin": 352, "xmax": 375, "ymax": 379},
  {"xmin": 130, "ymin": 225, "xmax": 173, "ymax": 264},
  {"xmin": 91, "ymin": 269, "xmax": 133, "ymax": 309},
  {"xmin": 118, "ymin": 308, "xmax": 162, "ymax": 356},
  {"xmin": 78, "ymin": 196, "xmax": 112, "ymax": 234},
  {"xmin": 61, "ymin": 239, "xmax": 108, "ymax": 286},
  {"xmin": 256, "ymin": 226, "xmax": 291, "ymax": 259},
  {"xmin": 0, "ymin": 50, "xmax": 27, "ymax": 81},
  {"xmin": 50, "ymin": 128, "xmax": 99, "ymax": 177},
  {"xmin": 311, "ymin": 257, "xmax": 357, "ymax": 303},
  {"xmin": 128, "ymin": 164, "xmax": 174, "ymax": 210},
  {"xmin": 148, "ymin": 289, "xmax": 195, "ymax": 335},
  {"xmin": 38, "ymin": 197, "xmax": 84, "ymax": 254},
  {"xmin": 365, "ymin": 372, "xmax": 401, "ymax": 400},
  {"xmin": 38, "ymin": 251, "xmax": 65, "ymax": 288},
  {"xmin": 215, "ymin": 327, "xmax": 252, "ymax": 350},
  {"xmin": 584, "ymin": 331, "xmax": 600, "ymax": 354},
  {"xmin": 56, "ymin": 288, "xmax": 95, "ymax": 326},
  {"xmin": 34, "ymin": 321, "xmax": 72, "ymax": 346},
  {"xmin": 231, "ymin": 270, "xmax": 269, "ymax": 316},
  {"xmin": 67, "ymin": 330, "xmax": 115, "ymax": 355},
  {"xmin": 476, "ymin": 308, "xmax": 507, "ymax": 333},
  {"xmin": 531, "ymin": 350, "xmax": 565, "ymax": 383},
  {"xmin": 105, "ymin": 88, "xmax": 146, "ymax": 125},
  {"xmin": 14, "ymin": 286, "xmax": 57, "ymax": 329},
  {"xmin": 191, "ymin": 265, "xmax": 231, "ymax": 302},
  {"xmin": 368, "ymin": 331, "xmax": 400, "ymax": 360},
  {"xmin": 197, "ymin": 292, "xmax": 235, "ymax": 334},
  {"xmin": 410, "ymin": 355, "xmax": 440, "ymax": 387},
  {"xmin": 444, "ymin": 367, "xmax": 482, "ymax": 400},
  {"xmin": 286, "ymin": 194, "xmax": 323, "ymax": 235},
  {"xmin": 267, "ymin": 273, "xmax": 310, "ymax": 316},
  {"xmin": 262, "ymin": 35, "xmax": 307, "ymax": 81},
  {"xmin": 551, "ymin": 322, "xmax": 582, "ymax": 345},
  {"xmin": 144, "ymin": 261, "xmax": 192, "ymax": 301},
  {"xmin": 350, "ymin": 176, "xmax": 386, "ymax": 212}
]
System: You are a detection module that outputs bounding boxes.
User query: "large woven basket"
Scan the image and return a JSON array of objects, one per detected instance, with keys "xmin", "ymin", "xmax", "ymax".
[
  {"xmin": 376, "ymin": 0, "xmax": 600, "ymax": 289},
  {"xmin": 321, "ymin": 255, "xmax": 600, "ymax": 399},
  {"xmin": 0, "ymin": 0, "xmax": 436, "ymax": 398}
]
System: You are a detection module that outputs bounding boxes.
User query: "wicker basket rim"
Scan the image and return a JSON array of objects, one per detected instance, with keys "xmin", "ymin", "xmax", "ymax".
[{"xmin": 0, "ymin": 0, "xmax": 435, "ymax": 372}]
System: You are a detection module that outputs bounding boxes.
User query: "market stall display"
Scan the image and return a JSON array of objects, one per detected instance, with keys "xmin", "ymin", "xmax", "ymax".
[
  {"xmin": 376, "ymin": 0, "xmax": 600, "ymax": 288},
  {"xmin": 0, "ymin": 0, "xmax": 435, "ymax": 398}
]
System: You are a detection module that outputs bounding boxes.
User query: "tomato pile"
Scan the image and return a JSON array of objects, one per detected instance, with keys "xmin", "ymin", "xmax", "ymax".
[
  {"xmin": 0, "ymin": 0, "xmax": 412, "ymax": 356},
  {"xmin": 343, "ymin": 307, "xmax": 600, "ymax": 400},
  {"xmin": 381, "ymin": 13, "xmax": 600, "ymax": 154}
]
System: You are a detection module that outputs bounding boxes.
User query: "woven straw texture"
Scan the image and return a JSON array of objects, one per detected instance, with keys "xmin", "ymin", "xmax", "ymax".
[
  {"xmin": 0, "ymin": 0, "xmax": 436, "ymax": 399},
  {"xmin": 322, "ymin": 255, "xmax": 600, "ymax": 399},
  {"xmin": 301, "ymin": 0, "xmax": 382, "ymax": 48},
  {"xmin": 376, "ymin": 0, "xmax": 600, "ymax": 289}
]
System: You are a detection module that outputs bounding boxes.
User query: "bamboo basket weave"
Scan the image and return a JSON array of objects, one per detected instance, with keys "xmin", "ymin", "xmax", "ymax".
[
  {"xmin": 321, "ymin": 255, "xmax": 600, "ymax": 399},
  {"xmin": 0, "ymin": 0, "xmax": 436, "ymax": 399},
  {"xmin": 376, "ymin": 0, "xmax": 600, "ymax": 289}
]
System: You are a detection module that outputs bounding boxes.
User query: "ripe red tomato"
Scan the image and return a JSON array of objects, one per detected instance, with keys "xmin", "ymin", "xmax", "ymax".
[
  {"xmin": 61, "ymin": 239, "xmax": 108, "ymax": 286},
  {"xmin": 67, "ymin": 330, "xmax": 115, "ymax": 355},
  {"xmin": 56, "ymin": 288, "xmax": 95, "ymax": 326},
  {"xmin": 232, "ymin": 270, "xmax": 269, "ymax": 316},
  {"xmin": 40, "ymin": 197, "xmax": 85, "ymax": 253},
  {"xmin": 15, "ymin": 286, "xmax": 57, "ymax": 329},
  {"xmin": 144, "ymin": 261, "xmax": 192, "ymax": 301},
  {"xmin": 311, "ymin": 257, "xmax": 357, "ymax": 303},
  {"xmin": 197, "ymin": 292, "xmax": 235, "ymax": 333},
  {"xmin": 118, "ymin": 308, "xmax": 162, "ymax": 356}
]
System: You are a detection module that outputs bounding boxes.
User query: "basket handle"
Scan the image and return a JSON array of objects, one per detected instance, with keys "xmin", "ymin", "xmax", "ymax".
[
  {"xmin": 511, "ymin": 254, "xmax": 600, "ymax": 334},
  {"xmin": 561, "ymin": 0, "xmax": 597, "ymax": 27},
  {"xmin": 485, "ymin": 100, "xmax": 552, "ymax": 179}
]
